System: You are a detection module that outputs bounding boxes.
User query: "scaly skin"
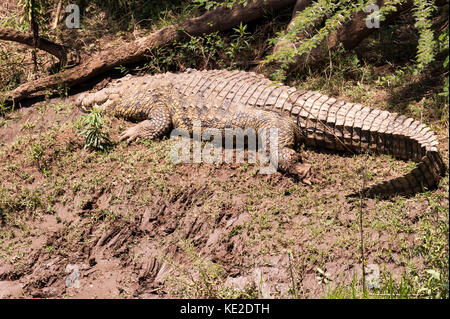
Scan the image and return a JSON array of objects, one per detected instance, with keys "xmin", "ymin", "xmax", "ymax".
[{"xmin": 75, "ymin": 69, "xmax": 447, "ymax": 197}]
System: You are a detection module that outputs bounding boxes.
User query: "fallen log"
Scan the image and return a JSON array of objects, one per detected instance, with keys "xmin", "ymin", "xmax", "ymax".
[{"xmin": 7, "ymin": 0, "xmax": 296, "ymax": 102}]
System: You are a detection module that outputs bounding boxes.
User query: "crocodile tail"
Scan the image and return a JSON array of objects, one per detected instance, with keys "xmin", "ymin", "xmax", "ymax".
[
  {"xmin": 360, "ymin": 149, "xmax": 446, "ymax": 197},
  {"xmin": 292, "ymin": 93, "xmax": 446, "ymax": 197}
]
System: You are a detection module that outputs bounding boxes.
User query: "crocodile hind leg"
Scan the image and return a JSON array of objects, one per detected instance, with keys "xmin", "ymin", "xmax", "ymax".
[
  {"xmin": 278, "ymin": 148, "xmax": 312, "ymax": 182},
  {"xmin": 119, "ymin": 105, "xmax": 172, "ymax": 143},
  {"xmin": 258, "ymin": 118, "xmax": 311, "ymax": 182}
]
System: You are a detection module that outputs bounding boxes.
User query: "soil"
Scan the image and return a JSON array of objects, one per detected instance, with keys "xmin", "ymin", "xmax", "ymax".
[{"xmin": 0, "ymin": 92, "xmax": 447, "ymax": 299}]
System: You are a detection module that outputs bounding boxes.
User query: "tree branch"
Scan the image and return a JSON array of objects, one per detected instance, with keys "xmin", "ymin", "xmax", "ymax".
[
  {"xmin": 271, "ymin": 0, "xmax": 315, "ymax": 57},
  {"xmin": 0, "ymin": 27, "xmax": 69, "ymax": 62}
]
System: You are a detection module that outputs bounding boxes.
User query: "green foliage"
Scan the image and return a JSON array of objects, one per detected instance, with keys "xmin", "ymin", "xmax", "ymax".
[
  {"xmin": 326, "ymin": 272, "xmax": 414, "ymax": 299},
  {"xmin": 0, "ymin": 49, "xmax": 25, "ymax": 94},
  {"xmin": 81, "ymin": 0, "xmax": 189, "ymax": 29},
  {"xmin": 142, "ymin": 31, "xmax": 225, "ymax": 72},
  {"xmin": 192, "ymin": 0, "xmax": 250, "ymax": 10},
  {"xmin": 413, "ymin": 0, "xmax": 437, "ymax": 69},
  {"xmin": 439, "ymin": 27, "xmax": 449, "ymax": 100},
  {"xmin": 226, "ymin": 23, "xmax": 251, "ymax": 60},
  {"xmin": 77, "ymin": 106, "xmax": 112, "ymax": 151},
  {"xmin": 264, "ymin": 0, "xmax": 444, "ymax": 82},
  {"xmin": 0, "ymin": 99, "xmax": 14, "ymax": 117},
  {"xmin": 417, "ymin": 194, "xmax": 449, "ymax": 299},
  {"xmin": 418, "ymin": 269, "xmax": 449, "ymax": 298},
  {"xmin": 18, "ymin": 0, "xmax": 44, "ymax": 27},
  {"xmin": 141, "ymin": 23, "xmax": 253, "ymax": 73},
  {"xmin": 264, "ymin": 1, "xmax": 371, "ymax": 64},
  {"xmin": 0, "ymin": 185, "xmax": 46, "ymax": 225},
  {"xmin": 115, "ymin": 65, "xmax": 130, "ymax": 75},
  {"xmin": 166, "ymin": 239, "xmax": 227, "ymax": 298},
  {"xmin": 17, "ymin": 0, "xmax": 58, "ymax": 35},
  {"xmin": 375, "ymin": 65, "xmax": 418, "ymax": 88},
  {"xmin": 30, "ymin": 141, "xmax": 45, "ymax": 165}
]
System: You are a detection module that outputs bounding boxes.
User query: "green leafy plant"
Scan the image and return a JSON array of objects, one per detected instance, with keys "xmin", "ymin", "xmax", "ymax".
[
  {"xmin": 413, "ymin": 0, "xmax": 437, "ymax": 69},
  {"xmin": 30, "ymin": 141, "xmax": 45, "ymax": 166},
  {"xmin": 115, "ymin": 65, "xmax": 130, "ymax": 75},
  {"xmin": 439, "ymin": 27, "xmax": 449, "ymax": 100},
  {"xmin": 226, "ymin": 23, "xmax": 251, "ymax": 61},
  {"xmin": 78, "ymin": 105, "xmax": 112, "ymax": 151},
  {"xmin": 18, "ymin": 0, "xmax": 45, "ymax": 29},
  {"xmin": 417, "ymin": 269, "xmax": 449, "ymax": 299},
  {"xmin": 192, "ymin": 0, "xmax": 249, "ymax": 10}
]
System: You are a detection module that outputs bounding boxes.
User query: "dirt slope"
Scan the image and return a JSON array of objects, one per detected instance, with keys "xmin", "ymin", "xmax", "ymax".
[{"xmin": 0, "ymin": 94, "xmax": 448, "ymax": 299}]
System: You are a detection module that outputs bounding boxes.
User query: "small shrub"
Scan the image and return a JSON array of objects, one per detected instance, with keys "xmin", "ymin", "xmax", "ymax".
[{"xmin": 78, "ymin": 105, "xmax": 112, "ymax": 151}]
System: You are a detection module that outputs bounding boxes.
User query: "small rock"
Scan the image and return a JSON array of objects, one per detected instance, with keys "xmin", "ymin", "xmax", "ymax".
[
  {"xmin": 365, "ymin": 264, "xmax": 380, "ymax": 290},
  {"xmin": 65, "ymin": 264, "xmax": 81, "ymax": 289}
]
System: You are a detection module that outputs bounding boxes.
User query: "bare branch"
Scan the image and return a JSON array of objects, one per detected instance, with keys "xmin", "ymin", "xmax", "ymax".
[{"xmin": 0, "ymin": 26, "xmax": 69, "ymax": 62}]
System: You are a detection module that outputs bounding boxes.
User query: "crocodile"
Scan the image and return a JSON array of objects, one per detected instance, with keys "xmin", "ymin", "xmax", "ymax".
[{"xmin": 75, "ymin": 69, "xmax": 446, "ymax": 197}]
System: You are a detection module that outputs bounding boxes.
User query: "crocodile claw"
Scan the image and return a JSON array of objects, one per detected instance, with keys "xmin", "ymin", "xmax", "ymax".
[
  {"xmin": 289, "ymin": 163, "xmax": 312, "ymax": 184},
  {"xmin": 119, "ymin": 126, "xmax": 141, "ymax": 144}
]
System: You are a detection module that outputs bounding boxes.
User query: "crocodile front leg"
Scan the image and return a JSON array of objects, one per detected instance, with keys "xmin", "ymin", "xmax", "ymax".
[{"xmin": 120, "ymin": 105, "xmax": 172, "ymax": 143}]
